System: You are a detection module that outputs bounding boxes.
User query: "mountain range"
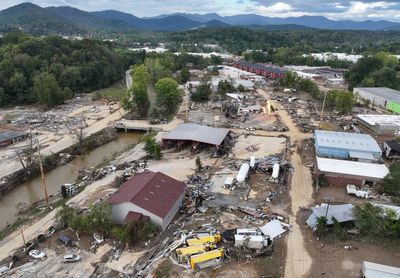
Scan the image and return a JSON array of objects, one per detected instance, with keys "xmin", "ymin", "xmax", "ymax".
[{"xmin": 1, "ymin": 2, "xmax": 400, "ymax": 35}]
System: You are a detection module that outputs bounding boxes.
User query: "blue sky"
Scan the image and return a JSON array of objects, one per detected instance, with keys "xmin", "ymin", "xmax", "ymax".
[{"xmin": 1, "ymin": 0, "xmax": 400, "ymax": 21}]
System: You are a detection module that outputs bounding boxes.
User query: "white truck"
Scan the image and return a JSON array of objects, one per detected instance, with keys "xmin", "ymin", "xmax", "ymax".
[{"xmin": 346, "ymin": 184, "xmax": 371, "ymax": 199}]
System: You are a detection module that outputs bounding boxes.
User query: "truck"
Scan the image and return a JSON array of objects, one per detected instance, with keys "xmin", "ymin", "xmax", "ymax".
[{"xmin": 189, "ymin": 248, "xmax": 224, "ymax": 270}]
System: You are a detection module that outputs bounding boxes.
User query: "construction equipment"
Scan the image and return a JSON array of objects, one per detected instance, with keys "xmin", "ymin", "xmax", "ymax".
[
  {"xmin": 189, "ymin": 248, "xmax": 224, "ymax": 270},
  {"xmin": 186, "ymin": 234, "xmax": 221, "ymax": 246},
  {"xmin": 176, "ymin": 244, "xmax": 214, "ymax": 263}
]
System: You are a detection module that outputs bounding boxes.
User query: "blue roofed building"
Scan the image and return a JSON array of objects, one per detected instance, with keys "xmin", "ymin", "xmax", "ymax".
[{"xmin": 314, "ymin": 130, "xmax": 382, "ymax": 162}]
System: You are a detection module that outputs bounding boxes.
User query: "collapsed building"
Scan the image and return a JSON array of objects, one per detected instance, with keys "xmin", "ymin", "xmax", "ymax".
[{"xmin": 0, "ymin": 130, "xmax": 28, "ymax": 147}]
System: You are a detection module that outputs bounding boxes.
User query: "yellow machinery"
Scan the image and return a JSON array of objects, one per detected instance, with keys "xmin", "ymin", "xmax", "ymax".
[
  {"xmin": 186, "ymin": 234, "xmax": 221, "ymax": 246},
  {"xmin": 189, "ymin": 248, "xmax": 224, "ymax": 270},
  {"xmin": 175, "ymin": 244, "xmax": 213, "ymax": 263}
]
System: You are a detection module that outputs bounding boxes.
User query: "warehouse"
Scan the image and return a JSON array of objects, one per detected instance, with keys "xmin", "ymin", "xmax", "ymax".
[
  {"xmin": 357, "ymin": 114, "xmax": 400, "ymax": 135},
  {"xmin": 233, "ymin": 60, "xmax": 286, "ymax": 79},
  {"xmin": 107, "ymin": 171, "xmax": 186, "ymax": 230},
  {"xmin": 162, "ymin": 123, "xmax": 229, "ymax": 149},
  {"xmin": 314, "ymin": 130, "xmax": 382, "ymax": 162},
  {"xmin": 316, "ymin": 157, "xmax": 389, "ymax": 187},
  {"xmin": 353, "ymin": 87, "xmax": 400, "ymax": 113}
]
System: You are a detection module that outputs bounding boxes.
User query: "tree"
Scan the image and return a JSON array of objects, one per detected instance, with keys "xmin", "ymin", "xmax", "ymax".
[
  {"xmin": 315, "ymin": 216, "xmax": 327, "ymax": 237},
  {"xmin": 381, "ymin": 161, "xmax": 400, "ymax": 196},
  {"xmin": 179, "ymin": 68, "xmax": 190, "ymax": 84},
  {"xmin": 124, "ymin": 65, "xmax": 151, "ymax": 117},
  {"xmin": 155, "ymin": 78, "xmax": 182, "ymax": 117},
  {"xmin": 33, "ymin": 72, "xmax": 65, "ymax": 108},
  {"xmin": 218, "ymin": 80, "xmax": 234, "ymax": 96},
  {"xmin": 191, "ymin": 74, "xmax": 211, "ymax": 102},
  {"xmin": 325, "ymin": 90, "xmax": 354, "ymax": 114},
  {"xmin": 144, "ymin": 137, "xmax": 162, "ymax": 160},
  {"xmin": 237, "ymin": 84, "xmax": 245, "ymax": 92}
]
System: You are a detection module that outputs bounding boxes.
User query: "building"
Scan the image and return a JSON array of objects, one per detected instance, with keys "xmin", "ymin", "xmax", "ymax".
[
  {"xmin": 162, "ymin": 123, "xmax": 229, "ymax": 149},
  {"xmin": 353, "ymin": 87, "xmax": 400, "ymax": 113},
  {"xmin": 362, "ymin": 261, "xmax": 400, "ymax": 278},
  {"xmin": 314, "ymin": 130, "xmax": 382, "ymax": 162},
  {"xmin": 0, "ymin": 130, "xmax": 28, "ymax": 147},
  {"xmin": 316, "ymin": 157, "xmax": 389, "ymax": 187},
  {"xmin": 233, "ymin": 60, "xmax": 286, "ymax": 79},
  {"xmin": 107, "ymin": 171, "xmax": 186, "ymax": 230},
  {"xmin": 357, "ymin": 114, "xmax": 400, "ymax": 135},
  {"xmin": 306, "ymin": 204, "xmax": 355, "ymax": 230},
  {"xmin": 383, "ymin": 141, "xmax": 400, "ymax": 158}
]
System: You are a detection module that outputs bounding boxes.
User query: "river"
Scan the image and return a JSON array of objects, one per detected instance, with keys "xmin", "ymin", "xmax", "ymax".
[{"xmin": 0, "ymin": 131, "xmax": 143, "ymax": 230}]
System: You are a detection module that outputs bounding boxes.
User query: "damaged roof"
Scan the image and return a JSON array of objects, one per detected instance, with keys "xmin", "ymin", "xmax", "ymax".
[
  {"xmin": 0, "ymin": 130, "xmax": 27, "ymax": 143},
  {"xmin": 306, "ymin": 204, "xmax": 355, "ymax": 229},
  {"xmin": 107, "ymin": 171, "xmax": 186, "ymax": 218},
  {"xmin": 162, "ymin": 123, "xmax": 229, "ymax": 146}
]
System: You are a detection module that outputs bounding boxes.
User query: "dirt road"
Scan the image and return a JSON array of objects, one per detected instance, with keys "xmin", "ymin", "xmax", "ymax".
[{"xmin": 257, "ymin": 89, "xmax": 314, "ymax": 277}]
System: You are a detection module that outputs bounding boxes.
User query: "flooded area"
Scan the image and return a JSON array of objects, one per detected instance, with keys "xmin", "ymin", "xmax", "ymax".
[{"xmin": 0, "ymin": 131, "xmax": 143, "ymax": 229}]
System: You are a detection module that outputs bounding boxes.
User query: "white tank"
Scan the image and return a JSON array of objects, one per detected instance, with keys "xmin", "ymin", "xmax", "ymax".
[
  {"xmin": 237, "ymin": 163, "xmax": 250, "ymax": 182},
  {"xmin": 250, "ymin": 156, "xmax": 256, "ymax": 168},
  {"xmin": 272, "ymin": 163, "xmax": 280, "ymax": 179}
]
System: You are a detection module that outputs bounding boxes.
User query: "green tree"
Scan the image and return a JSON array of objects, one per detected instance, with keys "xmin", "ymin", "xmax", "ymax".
[
  {"xmin": 144, "ymin": 137, "xmax": 162, "ymax": 160},
  {"xmin": 381, "ymin": 161, "xmax": 400, "ymax": 196},
  {"xmin": 191, "ymin": 74, "xmax": 211, "ymax": 102},
  {"xmin": 195, "ymin": 156, "xmax": 202, "ymax": 171},
  {"xmin": 124, "ymin": 65, "xmax": 151, "ymax": 117},
  {"xmin": 33, "ymin": 72, "xmax": 65, "ymax": 108},
  {"xmin": 237, "ymin": 84, "xmax": 245, "ymax": 92},
  {"xmin": 155, "ymin": 78, "xmax": 182, "ymax": 117},
  {"xmin": 179, "ymin": 67, "xmax": 190, "ymax": 83}
]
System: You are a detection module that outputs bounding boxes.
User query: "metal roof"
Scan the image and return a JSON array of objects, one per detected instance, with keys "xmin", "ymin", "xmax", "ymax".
[
  {"xmin": 363, "ymin": 261, "xmax": 400, "ymax": 278},
  {"xmin": 0, "ymin": 130, "xmax": 27, "ymax": 143},
  {"xmin": 349, "ymin": 150, "xmax": 374, "ymax": 160},
  {"xmin": 314, "ymin": 130, "xmax": 381, "ymax": 153},
  {"xmin": 107, "ymin": 171, "xmax": 186, "ymax": 218},
  {"xmin": 162, "ymin": 123, "xmax": 229, "ymax": 146},
  {"xmin": 306, "ymin": 204, "xmax": 355, "ymax": 229},
  {"xmin": 354, "ymin": 87, "xmax": 400, "ymax": 103},
  {"xmin": 316, "ymin": 157, "xmax": 389, "ymax": 179},
  {"xmin": 357, "ymin": 114, "xmax": 400, "ymax": 127}
]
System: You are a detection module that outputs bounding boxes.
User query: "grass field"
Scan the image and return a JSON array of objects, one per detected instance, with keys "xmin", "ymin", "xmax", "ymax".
[{"xmin": 92, "ymin": 80, "xmax": 127, "ymax": 101}]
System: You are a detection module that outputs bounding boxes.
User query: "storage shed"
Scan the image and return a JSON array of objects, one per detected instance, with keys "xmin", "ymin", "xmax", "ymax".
[{"xmin": 314, "ymin": 130, "xmax": 381, "ymax": 162}]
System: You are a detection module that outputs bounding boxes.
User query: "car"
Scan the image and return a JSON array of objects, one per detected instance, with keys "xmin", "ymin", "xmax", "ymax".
[
  {"xmin": 63, "ymin": 254, "xmax": 81, "ymax": 263},
  {"xmin": 29, "ymin": 249, "xmax": 46, "ymax": 260},
  {"xmin": 58, "ymin": 235, "xmax": 72, "ymax": 246}
]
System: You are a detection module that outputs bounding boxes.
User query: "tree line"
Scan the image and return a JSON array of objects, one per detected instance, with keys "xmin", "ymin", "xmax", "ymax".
[{"xmin": 0, "ymin": 31, "xmax": 126, "ymax": 108}]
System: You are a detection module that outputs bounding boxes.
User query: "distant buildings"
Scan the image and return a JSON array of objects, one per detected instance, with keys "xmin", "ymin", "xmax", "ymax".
[
  {"xmin": 353, "ymin": 87, "xmax": 400, "ymax": 114},
  {"xmin": 107, "ymin": 171, "xmax": 186, "ymax": 230},
  {"xmin": 233, "ymin": 60, "xmax": 285, "ymax": 79}
]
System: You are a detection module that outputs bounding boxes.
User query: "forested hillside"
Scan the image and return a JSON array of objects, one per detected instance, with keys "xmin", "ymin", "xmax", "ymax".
[{"xmin": 0, "ymin": 31, "xmax": 125, "ymax": 107}]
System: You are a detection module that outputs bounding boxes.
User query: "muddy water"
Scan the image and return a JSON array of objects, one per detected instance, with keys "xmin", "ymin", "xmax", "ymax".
[{"xmin": 0, "ymin": 131, "xmax": 143, "ymax": 229}]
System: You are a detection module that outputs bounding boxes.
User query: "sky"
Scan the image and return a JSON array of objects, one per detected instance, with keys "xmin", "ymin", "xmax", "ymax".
[{"xmin": 1, "ymin": 0, "xmax": 400, "ymax": 21}]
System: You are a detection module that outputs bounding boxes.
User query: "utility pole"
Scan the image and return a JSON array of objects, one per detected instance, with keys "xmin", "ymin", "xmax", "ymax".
[
  {"xmin": 37, "ymin": 140, "xmax": 49, "ymax": 208},
  {"xmin": 320, "ymin": 90, "xmax": 328, "ymax": 122},
  {"xmin": 185, "ymin": 89, "xmax": 189, "ymax": 123},
  {"xmin": 20, "ymin": 226, "xmax": 26, "ymax": 246}
]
